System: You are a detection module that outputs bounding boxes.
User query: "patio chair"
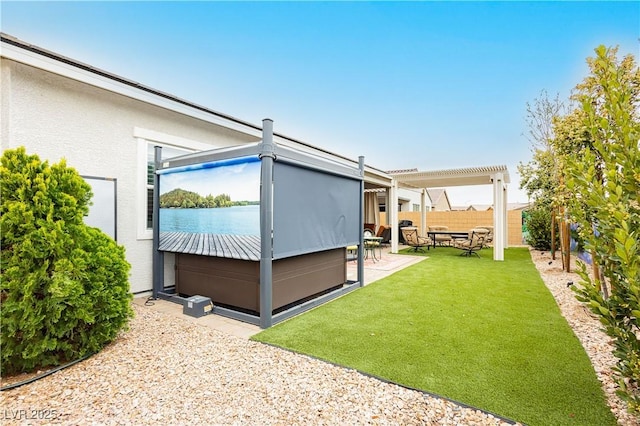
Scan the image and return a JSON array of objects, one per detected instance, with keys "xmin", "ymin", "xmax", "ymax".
[
  {"xmin": 400, "ymin": 227, "xmax": 432, "ymax": 252},
  {"xmin": 477, "ymin": 226, "xmax": 494, "ymax": 247},
  {"xmin": 376, "ymin": 225, "xmax": 391, "ymax": 246},
  {"xmin": 346, "ymin": 245, "xmax": 358, "ymax": 262},
  {"xmin": 452, "ymin": 228, "xmax": 488, "ymax": 257}
]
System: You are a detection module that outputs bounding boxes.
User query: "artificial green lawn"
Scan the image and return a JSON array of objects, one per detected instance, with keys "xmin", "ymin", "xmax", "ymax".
[{"xmin": 252, "ymin": 247, "xmax": 617, "ymax": 426}]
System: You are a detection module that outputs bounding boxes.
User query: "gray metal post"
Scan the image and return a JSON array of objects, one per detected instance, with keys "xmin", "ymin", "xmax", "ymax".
[
  {"xmin": 358, "ymin": 156, "xmax": 365, "ymax": 287},
  {"xmin": 259, "ymin": 119, "xmax": 275, "ymax": 328},
  {"xmin": 152, "ymin": 146, "xmax": 164, "ymax": 299}
]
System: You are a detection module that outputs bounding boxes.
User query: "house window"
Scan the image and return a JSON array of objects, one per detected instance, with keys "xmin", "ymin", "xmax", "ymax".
[
  {"xmin": 413, "ymin": 204, "xmax": 421, "ymax": 212},
  {"xmin": 145, "ymin": 144, "xmax": 192, "ymax": 229}
]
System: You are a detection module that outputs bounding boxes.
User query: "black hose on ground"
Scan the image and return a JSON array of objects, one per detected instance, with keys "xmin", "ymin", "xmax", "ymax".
[{"xmin": 1, "ymin": 353, "xmax": 93, "ymax": 392}]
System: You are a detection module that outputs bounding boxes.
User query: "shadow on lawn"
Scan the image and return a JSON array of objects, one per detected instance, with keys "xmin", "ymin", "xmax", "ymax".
[{"xmin": 399, "ymin": 244, "xmax": 493, "ymax": 259}]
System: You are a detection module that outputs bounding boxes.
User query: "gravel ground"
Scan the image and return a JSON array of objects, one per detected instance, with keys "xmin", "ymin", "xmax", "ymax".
[{"xmin": 0, "ymin": 249, "xmax": 636, "ymax": 425}]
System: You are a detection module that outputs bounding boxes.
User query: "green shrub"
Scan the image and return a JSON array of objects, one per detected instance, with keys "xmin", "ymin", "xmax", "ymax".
[
  {"xmin": 563, "ymin": 46, "xmax": 640, "ymax": 413},
  {"xmin": 1, "ymin": 147, "xmax": 133, "ymax": 375},
  {"xmin": 524, "ymin": 205, "xmax": 554, "ymax": 250}
]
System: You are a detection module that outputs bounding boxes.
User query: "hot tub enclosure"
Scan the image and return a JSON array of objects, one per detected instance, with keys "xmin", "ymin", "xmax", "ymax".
[{"xmin": 153, "ymin": 119, "xmax": 365, "ymax": 328}]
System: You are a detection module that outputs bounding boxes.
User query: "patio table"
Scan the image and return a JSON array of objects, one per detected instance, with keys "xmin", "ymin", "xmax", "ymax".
[
  {"xmin": 426, "ymin": 230, "xmax": 469, "ymax": 249},
  {"xmin": 364, "ymin": 236, "xmax": 383, "ymax": 262}
]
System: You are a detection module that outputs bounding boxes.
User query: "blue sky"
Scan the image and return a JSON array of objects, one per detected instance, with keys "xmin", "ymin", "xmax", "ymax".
[
  {"xmin": 160, "ymin": 158, "xmax": 261, "ymax": 201},
  {"xmin": 2, "ymin": 1, "xmax": 638, "ymax": 204}
]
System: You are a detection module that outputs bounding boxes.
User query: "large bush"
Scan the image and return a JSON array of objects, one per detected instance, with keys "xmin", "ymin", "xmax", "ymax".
[
  {"xmin": 1, "ymin": 147, "xmax": 133, "ymax": 375},
  {"xmin": 524, "ymin": 205, "xmax": 554, "ymax": 250}
]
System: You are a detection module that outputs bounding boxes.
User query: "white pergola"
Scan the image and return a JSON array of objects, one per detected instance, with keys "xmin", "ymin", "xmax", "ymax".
[{"xmin": 388, "ymin": 165, "xmax": 510, "ymax": 261}]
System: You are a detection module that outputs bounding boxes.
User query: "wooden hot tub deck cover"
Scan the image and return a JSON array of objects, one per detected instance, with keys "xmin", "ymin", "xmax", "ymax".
[{"xmin": 159, "ymin": 232, "xmax": 261, "ymax": 261}]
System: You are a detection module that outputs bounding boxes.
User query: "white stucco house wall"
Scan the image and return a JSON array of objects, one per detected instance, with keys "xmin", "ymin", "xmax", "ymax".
[
  {"xmin": 0, "ymin": 33, "xmax": 394, "ymax": 294},
  {"xmin": 396, "ymin": 188, "xmax": 427, "ymax": 212}
]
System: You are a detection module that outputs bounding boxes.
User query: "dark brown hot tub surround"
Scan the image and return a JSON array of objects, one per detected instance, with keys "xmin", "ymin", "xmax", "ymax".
[{"xmin": 175, "ymin": 248, "xmax": 346, "ymax": 314}]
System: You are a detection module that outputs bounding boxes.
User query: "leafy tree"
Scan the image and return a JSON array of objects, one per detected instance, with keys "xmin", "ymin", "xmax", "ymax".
[
  {"xmin": 521, "ymin": 46, "xmax": 640, "ymax": 413},
  {"xmin": 518, "ymin": 91, "xmax": 566, "ymax": 248},
  {"xmin": 181, "ymin": 198, "xmax": 195, "ymax": 208},
  {"xmin": 204, "ymin": 194, "xmax": 216, "ymax": 208},
  {"xmin": 159, "ymin": 188, "xmax": 245, "ymax": 209},
  {"xmin": 519, "ymin": 148, "xmax": 557, "ymax": 209},
  {"xmin": 0, "ymin": 147, "xmax": 133, "ymax": 374},
  {"xmin": 159, "ymin": 188, "xmax": 201, "ymax": 208},
  {"xmin": 214, "ymin": 193, "xmax": 231, "ymax": 208},
  {"xmin": 561, "ymin": 46, "xmax": 640, "ymax": 412}
]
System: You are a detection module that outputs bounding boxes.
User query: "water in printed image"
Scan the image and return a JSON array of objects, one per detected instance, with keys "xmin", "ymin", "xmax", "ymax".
[{"xmin": 160, "ymin": 205, "xmax": 259, "ymax": 236}]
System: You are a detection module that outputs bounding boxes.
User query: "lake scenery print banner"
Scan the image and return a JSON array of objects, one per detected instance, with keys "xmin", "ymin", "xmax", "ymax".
[{"xmin": 158, "ymin": 156, "xmax": 261, "ymax": 250}]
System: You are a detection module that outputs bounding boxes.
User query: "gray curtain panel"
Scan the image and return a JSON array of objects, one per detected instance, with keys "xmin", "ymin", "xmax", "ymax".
[{"xmin": 272, "ymin": 162, "xmax": 360, "ymax": 259}]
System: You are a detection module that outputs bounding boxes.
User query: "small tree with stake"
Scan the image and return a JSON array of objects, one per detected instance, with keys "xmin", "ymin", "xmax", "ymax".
[
  {"xmin": 518, "ymin": 91, "xmax": 565, "ymax": 252},
  {"xmin": 1, "ymin": 147, "xmax": 133, "ymax": 375}
]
